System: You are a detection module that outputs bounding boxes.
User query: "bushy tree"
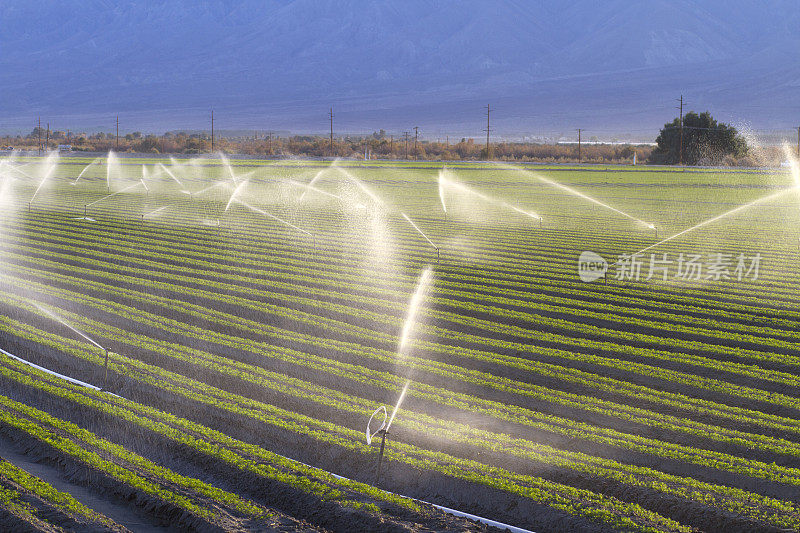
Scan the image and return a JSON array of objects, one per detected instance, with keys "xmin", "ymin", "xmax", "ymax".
[{"xmin": 650, "ymin": 111, "xmax": 747, "ymax": 165}]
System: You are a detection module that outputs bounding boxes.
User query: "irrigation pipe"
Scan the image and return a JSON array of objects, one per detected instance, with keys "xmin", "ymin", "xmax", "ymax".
[{"xmin": 0, "ymin": 349, "xmax": 533, "ymax": 532}]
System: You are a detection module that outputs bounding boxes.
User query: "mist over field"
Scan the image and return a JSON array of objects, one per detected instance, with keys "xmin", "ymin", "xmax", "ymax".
[{"xmin": 2, "ymin": 0, "xmax": 799, "ymax": 136}]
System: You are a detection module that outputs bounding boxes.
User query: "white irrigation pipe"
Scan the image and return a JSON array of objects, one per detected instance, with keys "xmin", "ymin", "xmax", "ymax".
[
  {"xmin": 0, "ymin": 349, "xmax": 533, "ymax": 533},
  {"xmin": 0, "ymin": 347, "xmax": 100, "ymax": 391}
]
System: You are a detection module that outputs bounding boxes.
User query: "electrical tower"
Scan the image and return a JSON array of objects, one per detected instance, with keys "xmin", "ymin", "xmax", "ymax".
[
  {"xmin": 403, "ymin": 131, "xmax": 410, "ymax": 159},
  {"xmin": 484, "ymin": 104, "xmax": 492, "ymax": 160},
  {"xmin": 677, "ymin": 95, "xmax": 684, "ymax": 165},
  {"xmin": 413, "ymin": 126, "xmax": 419, "ymax": 160},
  {"xmin": 329, "ymin": 107, "xmax": 334, "ymax": 156}
]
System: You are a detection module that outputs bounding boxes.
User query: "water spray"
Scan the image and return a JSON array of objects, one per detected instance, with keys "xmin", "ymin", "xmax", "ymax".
[
  {"xmin": 439, "ymin": 174, "xmax": 541, "ymax": 223},
  {"xmin": 143, "ymin": 205, "xmax": 170, "ymax": 221},
  {"xmin": 366, "ymin": 381, "xmax": 410, "ymax": 482},
  {"xmin": 28, "ymin": 153, "xmax": 59, "ymax": 209},
  {"xmin": 73, "ymin": 157, "xmax": 101, "ymax": 185},
  {"xmin": 401, "ymin": 212, "xmax": 439, "ymax": 262},
  {"xmin": 32, "ymin": 302, "xmax": 112, "ymax": 389},
  {"xmin": 297, "ymin": 170, "xmax": 325, "ymax": 204},
  {"xmin": 85, "ymin": 181, "xmax": 146, "ymax": 215},
  {"xmin": 193, "ymin": 181, "xmax": 227, "ymax": 197},
  {"xmin": 219, "ymin": 153, "xmax": 238, "ymax": 183},
  {"xmin": 234, "ymin": 199, "xmax": 316, "ymax": 250},
  {"xmin": 158, "ymin": 163, "xmax": 184, "ymax": 187},
  {"xmin": 519, "ymin": 166, "xmax": 652, "ymax": 226},
  {"xmin": 105, "ymin": 151, "xmax": 117, "ymax": 192},
  {"xmin": 437, "ymin": 170, "xmax": 447, "ymax": 221},
  {"xmin": 625, "ymin": 187, "xmax": 798, "ymax": 261},
  {"xmin": 365, "ymin": 268, "xmax": 432, "ymax": 481},
  {"xmin": 224, "ymin": 180, "xmax": 249, "ymax": 212}
]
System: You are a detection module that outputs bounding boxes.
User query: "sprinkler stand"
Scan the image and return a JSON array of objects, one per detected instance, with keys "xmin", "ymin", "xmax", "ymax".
[
  {"xmin": 103, "ymin": 348, "xmax": 109, "ymax": 390},
  {"xmin": 376, "ymin": 429, "xmax": 388, "ymax": 482}
]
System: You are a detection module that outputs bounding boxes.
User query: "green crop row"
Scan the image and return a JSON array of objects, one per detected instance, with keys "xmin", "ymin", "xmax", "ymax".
[
  {"xmin": 7, "ymin": 258, "xmax": 800, "ymax": 453},
  {"xmin": 0, "ymin": 458, "xmax": 117, "ymax": 529},
  {"xmin": 0, "ymin": 318, "xmax": 690, "ymax": 533}
]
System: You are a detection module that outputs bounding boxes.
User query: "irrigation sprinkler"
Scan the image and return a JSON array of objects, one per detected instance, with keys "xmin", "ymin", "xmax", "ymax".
[
  {"xmin": 366, "ymin": 381, "xmax": 410, "ymax": 482},
  {"xmin": 104, "ymin": 348, "xmax": 109, "ymax": 390},
  {"xmin": 32, "ymin": 303, "xmax": 113, "ymax": 390},
  {"xmin": 366, "ymin": 406, "xmax": 388, "ymax": 480}
]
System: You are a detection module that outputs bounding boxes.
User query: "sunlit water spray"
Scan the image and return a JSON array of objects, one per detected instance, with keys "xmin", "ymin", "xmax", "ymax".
[
  {"xmin": 628, "ymin": 187, "xmax": 799, "ymax": 259},
  {"xmin": 498, "ymin": 163, "xmax": 654, "ymax": 229},
  {"xmin": 439, "ymin": 171, "xmax": 541, "ymax": 222},
  {"xmin": 366, "ymin": 267, "xmax": 433, "ymax": 479},
  {"xmin": 29, "ymin": 152, "xmax": 59, "ymax": 207},
  {"xmin": 225, "ymin": 180, "xmax": 249, "ymax": 212},
  {"xmin": 235, "ymin": 198, "xmax": 314, "ymax": 238},
  {"xmin": 85, "ymin": 181, "xmax": 145, "ymax": 214},
  {"xmin": 158, "ymin": 163, "xmax": 184, "ymax": 187},
  {"xmin": 438, "ymin": 171, "xmax": 447, "ymax": 214},
  {"xmin": 31, "ymin": 301, "xmax": 113, "ymax": 388},
  {"xmin": 401, "ymin": 212, "xmax": 439, "ymax": 261},
  {"xmin": 333, "ymin": 165, "xmax": 385, "ymax": 206},
  {"xmin": 143, "ymin": 205, "xmax": 171, "ymax": 219},
  {"xmin": 297, "ymin": 169, "xmax": 326, "ymax": 204},
  {"xmin": 219, "ymin": 153, "xmax": 238, "ymax": 183},
  {"xmin": 193, "ymin": 181, "xmax": 228, "ymax": 197},
  {"xmin": 105, "ymin": 151, "xmax": 119, "ymax": 191},
  {"xmin": 73, "ymin": 157, "xmax": 101, "ymax": 185}
]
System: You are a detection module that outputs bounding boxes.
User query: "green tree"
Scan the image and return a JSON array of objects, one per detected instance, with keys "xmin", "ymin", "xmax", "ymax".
[{"xmin": 650, "ymin": 111, "xmax": 747, "ymax": 165}]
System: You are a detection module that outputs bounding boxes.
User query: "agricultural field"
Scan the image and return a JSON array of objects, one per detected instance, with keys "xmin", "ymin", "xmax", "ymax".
[{"xmin": 0, "ymin": 153, "xmax": 799, "ymax": 532}]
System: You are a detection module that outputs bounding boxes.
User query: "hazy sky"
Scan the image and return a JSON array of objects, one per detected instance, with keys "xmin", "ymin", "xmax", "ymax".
[{"xmin": 2, "ymin": 1, "xmax": 798, "ymax": 139}]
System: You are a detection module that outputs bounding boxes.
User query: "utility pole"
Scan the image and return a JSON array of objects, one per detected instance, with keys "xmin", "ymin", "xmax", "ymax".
[
  {"xmin": 116, "ymin": 115, "xmax": 119, "ymax": 151},
  {"xmin": 329, "ymin": 107, "xmax": 334, "ymax": 156},
  {"xmin": 210, "ymin": 110, "xmax": 215, "ymax": 152},
  {"xmin": 796, "ymin": 126, "xmax": 799, "ymax": 158},
  {"xmin": 484, "ymin": 104, "xmax": 491, "ymax": 159},
  {"xmin": 268, "ymin": 132, "xmax": 273, "ymax": 156},
  {"xmin": 403, "ymin": 131, "xmax": 410, "ymax": 159},
  {"xmin": 413, "ymin": 126, "xmax": 419, "ymax": 160},
  {"xmin": 577, "ymin": 128, "xmax": 582, "ymax": 162},
  {"xmin": 389, "ymin": 135, "xmax": 393, "ymax": 156},
  {"xmin": 37, "ymin": 117, "xmax": 41, "ymax": 155},
  {"xmin": 677, "ymin": 95, "xmax": 684, "ymax": 165},
  {"xmin": 45, "ymin": 123, "xmax": 50, "ymax": 151}
]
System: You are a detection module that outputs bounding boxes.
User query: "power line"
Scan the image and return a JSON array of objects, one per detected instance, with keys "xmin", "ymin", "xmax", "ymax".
[
  {"xmin": 329, "ymin": 107, "xmax": 334, "ymax": 156},
  {"xmin": 483, "ymin": 104, "xmax": 492, "ymax": 159},
  {"xmin": 677, "ymin": 95, "xmax": 684, "ymax": 165}
]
